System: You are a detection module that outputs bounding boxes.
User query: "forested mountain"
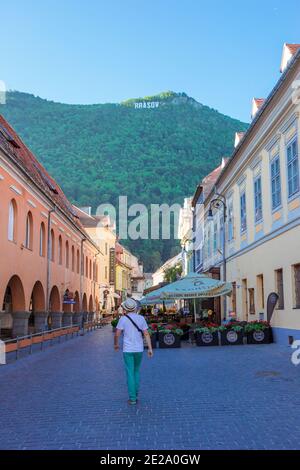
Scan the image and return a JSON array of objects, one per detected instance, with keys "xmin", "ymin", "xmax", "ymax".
[{"xmin": 1, "ymin": 91, "xmax": 248, "ymax": 270}]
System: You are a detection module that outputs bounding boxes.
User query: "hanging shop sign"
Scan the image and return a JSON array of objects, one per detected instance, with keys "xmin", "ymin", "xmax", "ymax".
[
  {"xmin": 63, "ymin": 289, "xmax": 76, "ymax": 304},
  {"xmin": 109, "ymin": 248, "xmax": 116, "ymax": 285}
]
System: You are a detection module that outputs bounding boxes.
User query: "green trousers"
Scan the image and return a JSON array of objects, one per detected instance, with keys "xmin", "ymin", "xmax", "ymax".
[{"xmin": 123, "ymin": 352, "xmax": 143, "ymax": 402}]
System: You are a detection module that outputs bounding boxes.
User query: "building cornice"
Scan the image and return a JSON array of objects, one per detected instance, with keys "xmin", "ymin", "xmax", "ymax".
[
  {"xmin": 205, "ymin": 49, "xmax": 300, "ymax": 202},
  {"xmin": 0, "ymin": 147, "xmax": 100, "ymax": 253}
]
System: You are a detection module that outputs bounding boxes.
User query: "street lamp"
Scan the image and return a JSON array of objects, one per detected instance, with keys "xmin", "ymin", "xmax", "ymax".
[{"xmin": 208, "ymin": 194, "xmax": 227, "ymax": 321}]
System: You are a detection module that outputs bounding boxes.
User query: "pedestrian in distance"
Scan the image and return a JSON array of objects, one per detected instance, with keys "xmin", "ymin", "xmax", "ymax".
[
  {"xmin": 117, "ymin": 304, "xmax": 124, "ymax": 316},
  {"xmin": 114, "ymin": 297, "xmax": 153, "ymax": 405}
]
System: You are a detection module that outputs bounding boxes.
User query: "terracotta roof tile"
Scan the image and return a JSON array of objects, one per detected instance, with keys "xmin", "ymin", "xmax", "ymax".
[
  {"xmin": 0, "ymin": 114, "xmax": 82, "ymax": 228},
  {"xmin": 201, "ymin": 158, "xmax": 229, "ymax": 199},
  {"xmin": 286, "ymin": 44, "xmax": 300, "ymax": 55},
  {"xmin": 254, "ymin": 98, "xmax": 265, "ymax": 107}
]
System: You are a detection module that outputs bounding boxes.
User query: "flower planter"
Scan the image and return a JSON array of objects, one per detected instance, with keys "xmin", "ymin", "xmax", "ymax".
[
  {"xmin": 220, "ymin": 329, "xmax": 244, "ymax": 346},
  {"xmin": 246, "ymin": 328, "xmax": 272, "ymax": 344},
  {"xmin": 144, "ymin": 334, "xmax": 157, "ymax": 349},
  {"xmin": 180, "ymin": 327, "xmax": 190, "ymax": 341},
  {"xmin": 158, "ymin": 331, "xmax": 181, "ymax": 348},
  {"xmin": 195, "ymin": 331, "xmax": 219, "ymax": 346}
]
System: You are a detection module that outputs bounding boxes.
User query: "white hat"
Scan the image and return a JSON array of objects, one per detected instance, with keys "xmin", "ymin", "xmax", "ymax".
[{"xmin": 121, "ymin": 298, "xmax": 137, "ymax": 312}]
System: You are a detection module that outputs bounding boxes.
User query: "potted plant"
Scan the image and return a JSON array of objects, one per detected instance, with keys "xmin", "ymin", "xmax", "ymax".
[
  {"xmin": 145, "ymin": 326, "xmax": 158, "ymax": 349},
  {"xmin": 178, "ymin": 322, "xmax": 190, "ymax": 341},
  {"xmin": 244, "ymin": 321, "xmax": 272, "ymax": 344},
  {"xmin": 194, "ymin": 324, "xmax": 219, "ymax": 346},
  {"xmin": 111, "ymin": 317, "xmax": 119, "ymax": 332},
  {"xmin": 158, "ymin": 326, "xmax": 183, "ymax": 348},
  {"xmin": 219, "ymin": 323, "xmax": 244, "ymax": 345}
]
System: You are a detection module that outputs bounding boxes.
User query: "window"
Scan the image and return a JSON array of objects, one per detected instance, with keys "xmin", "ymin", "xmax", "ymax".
[
  {"xmin": 275, "ymin": 269, "xmax": 284, "ymax": 309},
  {"xmin": 207, "ymin": 227, "xmax": 211, "ymax": 257},
  {"xmin": 242, "ymin": 279, "xmax": 248, "ymax": 321},
  {"xmin": 58, "ymin": 236, "xmax": 62, "ymax": 265},
  {"xmin": 195, "ymin": 248, "xmax": 202, "ymax": 267},
  {"xmin": 89, "ymin": 259, "xmax": 92, "ymax": 279},
  {"xmin": 231, "ymin": 282, "xmax": 236, "ymax": 314},
  {"xmin": 240, "ymin": 192, "xmax": 247, "ymax": 232},
  {"xmin": 219, "ymin": 216, "xmax": 224, "ymax": 251},
  {"xmin": 71, "ymin": 246, "xmax": 75, "ymax": 272},
  {"xmin": 254, "ymin": 176, "xmax": 263, "ymax": 222},
  {"xmin": 8, "ymin": 199, "xmax": 17, "ymax": 242},
  {"xmin": 66, "ymin": 241, "xmax": 69, "ymax": 268},
  {"xmin": 213, "ymin": 222, "xmax": 218, "ymax": 253},
  {"xmin": 293, "ymin": 264, "xmax": 300, "ymax": 308},
  {"xmin": 271, "ymin": 156, "xmax": 281, "ymax": 210},
  {"xmin": 132, "ymin": 281, "xmax": 138, "ymax": 293},
  {"xmin": 256, "ymin": 274, "xmax": 264, "ymax": 309},
  {"xmin": 39, "ymin": 223, "xmax": 45, "ymax": 257},
  {"xmin": 248, "ymin": 288, "xmax": 255, "ymax": 315},
  {"xmin": 86, "ymin": 257, "xmax": 88, "ymax": 277},
  {"xmin": 25, "ymin": 212, "xmax": 33, "ymax": 249},
  {"xmin": 77, "ymin": 249, "xmax": 80, "ymax": 274},
  {"xmin": 105, "ymin": 243, "xmax": 108, "ymax": 256},
  {"xmin": 228, "ymin": 200, "xmax": 234, "ymax": 241},
  {"xmin": 287, "ymin": 139, "xmax": 299, "ymax": 197},
  {"xmin": 105, "ymin": 265, "xmax": 108, "ymax": 279},
  {"xmin": 50, "ymin": 229, "xmax": 55, "ymax": 262}
]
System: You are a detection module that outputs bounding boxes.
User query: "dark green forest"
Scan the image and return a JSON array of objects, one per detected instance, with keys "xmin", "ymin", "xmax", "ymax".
[{"xmin": 1, "ymin": 91, "xmax": 248, "ymax": 271}]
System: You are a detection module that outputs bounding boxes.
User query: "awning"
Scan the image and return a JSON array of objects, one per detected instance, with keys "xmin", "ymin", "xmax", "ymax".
[{"xmin": 141, "ymin": 272, "xmax": 232, "ymax": 305}]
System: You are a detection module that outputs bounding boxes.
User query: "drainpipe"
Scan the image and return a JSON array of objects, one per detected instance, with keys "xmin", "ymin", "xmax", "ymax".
[
  {"xmin": 46, "ymin": 208, "xmax": 55, "ymax": 312},
  {"xmin": 93, "ymin": 251, "xmax": 100, "ymax": 315},
  {"xmin": 80, "ymin": 237, "xmax": 86, "ymax": 312}
]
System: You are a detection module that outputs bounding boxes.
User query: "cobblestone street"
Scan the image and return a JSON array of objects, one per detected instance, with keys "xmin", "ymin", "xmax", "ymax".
[{"xmin": 0, "ymin": 326, "xmax": 300, "ymax": 450}]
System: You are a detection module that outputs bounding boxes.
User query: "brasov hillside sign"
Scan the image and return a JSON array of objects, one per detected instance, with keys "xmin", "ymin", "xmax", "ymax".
[{"xmin": 134, "ymin": 101, "xmax": 160, "ymax": 109}]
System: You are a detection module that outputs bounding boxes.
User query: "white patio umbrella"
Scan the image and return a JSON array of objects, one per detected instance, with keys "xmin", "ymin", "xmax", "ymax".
[{"xmin": 141, "ymin": 272, "xmax": 232, "ymax": 322}]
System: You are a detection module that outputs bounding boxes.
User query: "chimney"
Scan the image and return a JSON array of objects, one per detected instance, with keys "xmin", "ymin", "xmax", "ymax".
[
  {"xmin": 221, "ymin": 157, "xmax": 228, "ymax": 168},
  {"xmin": 251, "ymin": 98, "xmax": 265, "ymax": 119},
  {"xmin": 234, "ymin": 132, "xmax": 245, "ymax": 148},
  {"xmin": 138, "ymin": 261, "xmax": 144, "ymax": 274},
  {"xmin": 79, "ymin": 206, "xmax": 92, "ymax": 216},
  {"xmin": 280, "ymin": 43, "xmax": 300, "ymax": 73}
]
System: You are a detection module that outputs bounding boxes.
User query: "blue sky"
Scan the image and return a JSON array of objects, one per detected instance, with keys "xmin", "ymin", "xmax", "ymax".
[{"xmin": 0, "ymin": 0, "xmax": 299, "ymax": 121}]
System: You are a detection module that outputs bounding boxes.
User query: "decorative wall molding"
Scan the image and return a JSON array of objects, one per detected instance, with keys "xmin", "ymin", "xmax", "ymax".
[
  {"xmin": 10, "ymin": 185, "xmax": 22, "ymax": 195},
  {"xmin": 27, "ymin": 199, "xmax": 36, "ymax": 208}
]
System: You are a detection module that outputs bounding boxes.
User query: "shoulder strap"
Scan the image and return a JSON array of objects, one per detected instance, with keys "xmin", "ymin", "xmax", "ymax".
[{"xmin": 124, "ymin": 314, "xmax": 144, "ymax": 335}]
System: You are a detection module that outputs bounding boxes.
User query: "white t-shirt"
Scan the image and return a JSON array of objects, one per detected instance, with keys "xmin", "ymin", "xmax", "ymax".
[{"xmin": 116, "ymin": 313, "xmax": 148, "ymax": 353}]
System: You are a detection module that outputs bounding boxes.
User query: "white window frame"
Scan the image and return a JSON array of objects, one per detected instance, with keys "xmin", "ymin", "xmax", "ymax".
[
  {"xmin": 270, "ymin": 155, "xmax": 281, "ymax": 211},
  {"xmin": 254, "ymin": 175, "xmax": 263, "ymax": 223},
  {"xmin": 240, "ymin": 192, "xmax": 247, "ymax": 233},
  {"xmin": 8, "ymin": 201, "xmax": 16, "ymax": 241},
  {"xmin": 286, "ymin": 137, "xmax": 299, "ymax": 199}
]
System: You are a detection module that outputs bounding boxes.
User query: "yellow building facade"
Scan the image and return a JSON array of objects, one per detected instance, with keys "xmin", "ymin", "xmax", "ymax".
[
  {"xmin": 73, "ymin": 206, "xmax": 117, "ymax": 313},
  {"xmin": 115, "ymin": 243, "xmax": 132, "ymax": 302},
  {"xmin": 202, "ymin": 44, "xmax": 300, "ymax": 344}
]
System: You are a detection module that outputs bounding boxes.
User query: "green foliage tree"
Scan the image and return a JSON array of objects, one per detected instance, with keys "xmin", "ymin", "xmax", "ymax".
[
  {"xmin": 1, "ymin": 91, "xmax": 248, "ymax": 270},
  {"xmin": 163, "ymin": 263, "xmax": 183, "ymax": 283}
]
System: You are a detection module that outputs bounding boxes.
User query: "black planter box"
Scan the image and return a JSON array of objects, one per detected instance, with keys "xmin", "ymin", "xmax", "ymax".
[
  {"xmin": 151, "ymin": 334, "xmax": 157, "ymax": 349},
  {"xmin": 246, "ymin": 328, "xmax": 273, "ymax": 344},
  {"xmin": 181, "ymin": 328, "xmax": 190, "ymax": 341},
  {"xmin": 158, "ymin": 331, "xmax": 181, "ymax": 348},
  {"xmin": 143, "ymin": 333, "xmax": 157, "ymax": 349},
  {"xmin": 220, "ymin": 329, "xmax": 244, "ymax": 346},
  {"xmin": 195, "ymin": 331, "xmax": 219, "ymax": 346}
]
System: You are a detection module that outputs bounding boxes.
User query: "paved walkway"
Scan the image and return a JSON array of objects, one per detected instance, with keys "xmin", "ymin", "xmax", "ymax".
[{"xmin": 0, "ymin": 326, "xmax": 300, "ymax": 450}]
